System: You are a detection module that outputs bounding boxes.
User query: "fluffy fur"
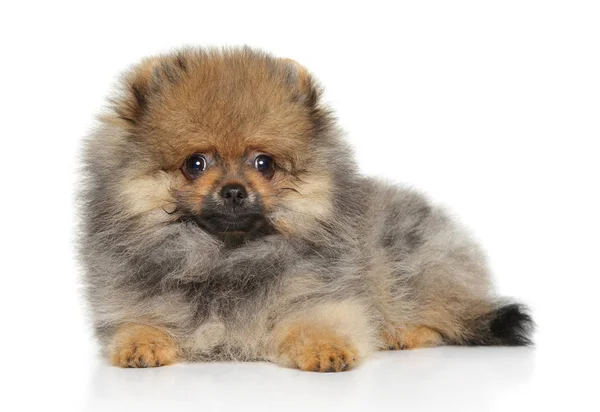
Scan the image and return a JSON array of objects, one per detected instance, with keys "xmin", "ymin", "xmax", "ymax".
[{"xmin": 79, "ymin": 47, "xmax": 533, "ymax": 372}]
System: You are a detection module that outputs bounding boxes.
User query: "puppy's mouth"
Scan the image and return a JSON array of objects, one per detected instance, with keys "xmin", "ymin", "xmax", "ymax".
[{"xmin": 185, "ymin": 213, "xmax": 272, "ymax": 237}]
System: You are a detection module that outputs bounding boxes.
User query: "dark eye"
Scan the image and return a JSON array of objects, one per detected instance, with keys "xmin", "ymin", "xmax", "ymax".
[
  {"xmin": 254, "ymin": 154, "xmax": 274, "ymax": 178},
  {"xmin": 183, "ymin": 153, "xmax": 207, "ymax": 179}
]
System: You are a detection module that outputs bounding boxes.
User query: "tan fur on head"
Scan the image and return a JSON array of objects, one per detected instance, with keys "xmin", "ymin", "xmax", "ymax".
[
  {"xmin": 104, "ymin": 48, "xmax": 334, "ymax": 235},
  {"xmin": 119, "ymin": 171, "xmax": 181, "ymax": 220}
]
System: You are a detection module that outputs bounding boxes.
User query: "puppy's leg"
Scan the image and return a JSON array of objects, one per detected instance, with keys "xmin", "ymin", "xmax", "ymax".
[
  {"xmin": 272, "ymin": 300, "xmax": 377, "ymax": 372},
  {"xmin": 110, "ymin": 324, "xmax": 179, "ymax": 368},
  {"xmin": 380, "ymin": 326, "xmax": 443, "ymax": 350},
  {"xmin": 278, "ymin": 323, "xmax": 358, "ymax": 372}
]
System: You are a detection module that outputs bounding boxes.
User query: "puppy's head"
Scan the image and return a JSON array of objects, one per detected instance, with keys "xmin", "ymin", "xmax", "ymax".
[{"xmin": 95, "ymin": 48, "xmax": 341, "ymax": 240}]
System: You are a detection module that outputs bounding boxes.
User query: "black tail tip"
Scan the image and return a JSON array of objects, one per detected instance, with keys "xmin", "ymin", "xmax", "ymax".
[{"xmin": 490, "ymin": 303, "xmax": 535, "ymax": 346}]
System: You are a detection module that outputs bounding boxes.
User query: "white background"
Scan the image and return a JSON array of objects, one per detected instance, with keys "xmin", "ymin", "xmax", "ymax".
[{"xmin": 1, "ymin": 1, "xmax": 598, "ymax": 411}]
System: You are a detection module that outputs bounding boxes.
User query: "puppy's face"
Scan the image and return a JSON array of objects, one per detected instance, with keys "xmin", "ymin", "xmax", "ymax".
[
  {"xmin": 105, "ymin": 49, "xmax": 335, "ymax": 239},
  {"xmin": 177, "ymin": 149, "xmax": 277, "ymax": 236}
]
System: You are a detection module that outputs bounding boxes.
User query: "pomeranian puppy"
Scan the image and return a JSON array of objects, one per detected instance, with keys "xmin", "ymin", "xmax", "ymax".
[{"xmin": 79, "ymin": 47, "xmax": 533, "ymax": 372}]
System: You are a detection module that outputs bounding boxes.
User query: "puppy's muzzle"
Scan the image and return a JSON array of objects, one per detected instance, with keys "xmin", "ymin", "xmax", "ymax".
[
  {"xmin": 200, "ymin": 212, "xmax": 264, "ymax": 233},
  {"xmin": 220, "ymin": 183, "xmax": 247, "ymax": 207}
]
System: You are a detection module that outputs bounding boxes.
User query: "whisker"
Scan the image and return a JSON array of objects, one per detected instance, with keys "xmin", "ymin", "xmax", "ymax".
[
  {"xmin": 162, "ymin": 205, "xmax": 179, "ymax": 215},
  {"xmin": 278, "ymin": 187, "xmax": 302, "ymax": 195}
]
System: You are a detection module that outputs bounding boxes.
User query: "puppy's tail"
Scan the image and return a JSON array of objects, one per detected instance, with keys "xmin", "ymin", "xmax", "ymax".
[{"xmin": 460, "ymin": 303, "xmax": 535, "ymax": 346}]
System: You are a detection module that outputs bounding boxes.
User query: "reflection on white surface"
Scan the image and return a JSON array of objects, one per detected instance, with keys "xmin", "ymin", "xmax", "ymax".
[{"xmin": 83, "ymin": 347, "xmax": 535, "ymax": 412}]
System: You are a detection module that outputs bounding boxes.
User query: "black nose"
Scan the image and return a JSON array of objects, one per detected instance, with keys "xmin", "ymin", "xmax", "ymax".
[{"xmin": 220, "ymin": 183, "xmax": 248, "ymax": 206}]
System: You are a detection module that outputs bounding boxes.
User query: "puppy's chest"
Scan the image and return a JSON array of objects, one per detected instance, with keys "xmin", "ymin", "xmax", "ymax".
[
  {"xmin": 179, "ymin": 260, "xmax": 283, "ymax": 316},
  {"xmin": 181, "ymin": 289, "xmax": 272, "ymax": 360}
]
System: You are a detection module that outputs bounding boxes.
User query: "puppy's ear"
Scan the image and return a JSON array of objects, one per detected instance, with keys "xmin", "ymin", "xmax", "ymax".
[
  {"xmin": 281, "ymin": 58, "xmax": 322, "ymax": 108},
  {"xmin": 111, "ymin": 56, "xmax": 159, "ymax": 125},
  {"xmin": 281, "ymin": 58, "xmax": 332, "ymax": 135},
  {"xmin": 112, "ymin": 54, "xmax": 188, "ymax": 126}
]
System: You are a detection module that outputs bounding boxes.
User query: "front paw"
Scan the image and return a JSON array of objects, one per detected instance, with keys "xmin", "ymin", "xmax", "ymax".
[
  {"xmin": 110, "ymin": 324, "xmax": 179, "ymax": 368},
  {"xmin": 278, "ymin": 325, "xmax": 358, "ymax": 372}
]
